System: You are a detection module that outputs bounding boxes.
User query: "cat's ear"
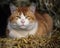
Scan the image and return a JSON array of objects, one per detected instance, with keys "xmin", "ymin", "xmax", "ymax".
[
  {"xmin": 10, "ymin": 3, "xmax": 17, "ymax": 14},
  {"xmin": 29, "ymin": 3, "xmax": 36, "ymax": 13}
]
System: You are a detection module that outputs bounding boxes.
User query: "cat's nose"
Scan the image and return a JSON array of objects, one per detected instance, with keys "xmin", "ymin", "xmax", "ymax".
[{"xmin": 21, "ymin": 19, "xmax": 25, "ymax": 23}]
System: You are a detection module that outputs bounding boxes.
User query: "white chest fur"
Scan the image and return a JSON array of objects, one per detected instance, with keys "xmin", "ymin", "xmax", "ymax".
[{"xmin": 8, "ymin": 22, "xmax": 38, "ymax": 38}]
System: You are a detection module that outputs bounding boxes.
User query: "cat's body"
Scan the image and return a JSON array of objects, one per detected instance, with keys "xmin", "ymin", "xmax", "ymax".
[{"xmin": 6, "ymin": 4, "xmax": 53, "ymax": 38}]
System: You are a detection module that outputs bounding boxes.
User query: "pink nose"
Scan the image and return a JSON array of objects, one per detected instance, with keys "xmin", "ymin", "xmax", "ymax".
[{"xmin": 21, "ymin": 20, "xmax": 25, "ymax": 23}]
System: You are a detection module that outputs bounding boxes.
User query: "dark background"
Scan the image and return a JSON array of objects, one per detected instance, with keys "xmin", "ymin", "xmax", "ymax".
[
  {"xmin": 0, "ymin": 4, "xmax": 11, "ymax": 37},
  {"xmin": 0, "ymin": 0, "xmax": 11, "ymax": 37}
]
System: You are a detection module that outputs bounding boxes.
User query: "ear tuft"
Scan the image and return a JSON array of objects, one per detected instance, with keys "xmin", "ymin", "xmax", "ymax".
[
  {"xmin": 29, "ymin": 3, "xmax": 36, "ymax": 13},
  {"xmin": 10, "ymin": 3, "xmax": 17, "ymax": 14}
]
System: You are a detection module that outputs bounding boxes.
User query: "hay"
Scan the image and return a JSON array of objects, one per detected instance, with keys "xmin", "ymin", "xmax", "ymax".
[{"xmin": 0, "ymin": 29, "xmax": 60, "ymax": 48}]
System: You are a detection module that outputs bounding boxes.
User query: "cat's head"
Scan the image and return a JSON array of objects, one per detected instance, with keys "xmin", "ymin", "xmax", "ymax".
[{"xmin": 9, "ymin": 3, "xmax": 37, "ymax": 30}]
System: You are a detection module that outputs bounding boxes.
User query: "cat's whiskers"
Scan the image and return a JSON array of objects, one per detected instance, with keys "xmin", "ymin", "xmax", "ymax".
[{"xmin": 8, "ymin": 21, "xmax": 38, "ymax": 38}]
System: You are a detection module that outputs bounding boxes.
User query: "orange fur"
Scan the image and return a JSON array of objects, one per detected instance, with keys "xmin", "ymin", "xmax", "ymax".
[
  {"xmin": 35, "ymin": 13, "xmax": 53, "ymax": 36},
  {"xmin": 7, "ymin": 6, "xmax": 53, "ymax": 38}
]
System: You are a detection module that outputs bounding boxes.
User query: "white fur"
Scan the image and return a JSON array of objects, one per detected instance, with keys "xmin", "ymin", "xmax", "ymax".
[
  {"xmin": 8, "ymin": 21, "xmax": 38, "ymax": 38},
  {"xmin": 16, "ymin": 13, "xmax": 29, "ymax": 29},
  {"xmin": 8, "ymin": 13, "xmax": 38, "ymax": 38}
]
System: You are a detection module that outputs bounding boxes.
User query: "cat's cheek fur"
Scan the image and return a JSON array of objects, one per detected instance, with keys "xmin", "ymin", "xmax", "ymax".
[{"xmin": 8, "ymin": 21, "xmax": 38, "ymax": 38}]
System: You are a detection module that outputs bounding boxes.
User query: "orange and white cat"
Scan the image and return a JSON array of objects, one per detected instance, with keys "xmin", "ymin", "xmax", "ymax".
[{"xmin": 6, "ymin": 4, "xmax": 53, "ymax": 38}]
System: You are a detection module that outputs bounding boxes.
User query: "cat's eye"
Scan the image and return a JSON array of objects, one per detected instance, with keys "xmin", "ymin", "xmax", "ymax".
[
  {"xmin": 26, "ymin": 16, "xmax": 30, "ymax": 18},
  {"xmin": 16, "ymin": 16, "xmax": 21, "ymax": 18}
]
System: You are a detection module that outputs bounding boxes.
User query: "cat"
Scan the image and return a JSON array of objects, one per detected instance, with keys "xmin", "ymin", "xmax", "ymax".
[{"xmin": 6, "ymin": 3, "xmax": 53, "ymax": 38}]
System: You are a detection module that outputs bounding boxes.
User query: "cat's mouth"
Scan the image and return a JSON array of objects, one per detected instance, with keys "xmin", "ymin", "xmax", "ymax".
[
  {"xmin": 20, "ymin": 25, "xmax": 25, "ymax": 27},
  {"xmin": 21, "ymin": 25, "xmax": 24, "ymax": 26},
  {"xmin": 19, "ymin": 24, "xmax": 27, "ymax": 28},
  {"xmin": 21, "ymin": 24, "xmax": 25, "ymax": 26},
  {"xmin": 19, "ymin": 24, "xmax": 32, "ymax": 29},
  {"xmin": 19, "ymin": 25, "xmax": 27, "ymax": 29}
]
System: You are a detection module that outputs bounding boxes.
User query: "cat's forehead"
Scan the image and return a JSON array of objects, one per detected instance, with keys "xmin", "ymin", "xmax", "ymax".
[
  {"xmin": 18, "ymin": 7, "xmax": 28, "ymax": 13},
  {"xmin": 14, "ymin": 7, "xmax": 35, "ymax": 18},
  {"xmin": 20, "ymin": 13, "xmax": 25, "ymax": 17}
]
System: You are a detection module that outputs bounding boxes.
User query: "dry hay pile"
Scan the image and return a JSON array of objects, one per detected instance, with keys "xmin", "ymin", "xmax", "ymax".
[{"xmin": 0, "ymin": 28, "xmax": 60, "ymax": 48}]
